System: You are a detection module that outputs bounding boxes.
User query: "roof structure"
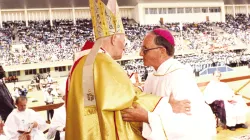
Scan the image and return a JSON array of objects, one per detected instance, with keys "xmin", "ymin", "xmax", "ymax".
[{"xmin": 0, "ymin": 0, "xmax": 248, "ymax": 9}]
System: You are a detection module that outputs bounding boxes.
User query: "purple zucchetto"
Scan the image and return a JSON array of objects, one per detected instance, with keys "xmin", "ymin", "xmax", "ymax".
[{"xmin": 153, "ymin": 28, "xmax": 175, "ymax": 46}]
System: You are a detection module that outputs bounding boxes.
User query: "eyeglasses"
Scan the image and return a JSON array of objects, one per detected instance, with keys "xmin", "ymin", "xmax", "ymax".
[{"xmin": 140, "ymin": 47, "xmax": 163, "ymax": 54}]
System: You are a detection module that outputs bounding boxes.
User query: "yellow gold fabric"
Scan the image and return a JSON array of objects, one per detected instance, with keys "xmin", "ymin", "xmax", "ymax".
[
  {"xmin": 89, "ymin": 0, "xmax": 125, "ymax": 39},
  {"xmin": 66, "ymin": 53, "xmax": 161, "ymax": 140}
]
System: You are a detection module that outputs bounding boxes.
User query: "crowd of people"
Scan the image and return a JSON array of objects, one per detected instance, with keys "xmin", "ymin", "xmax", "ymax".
[
  {"xmin": 218, "ymin": 14, "xmax": 250, "ymax": 45},
  {"xmin": 0, "ymin": 15, "xmax": 249, "ymax": 77},
  {"xmin": 0, "ymin": 16, "xmax": 249, "ymax": 68},
  {"xmin": 122, "ymin": 50, "xmax": 250, "ymax": 79}
]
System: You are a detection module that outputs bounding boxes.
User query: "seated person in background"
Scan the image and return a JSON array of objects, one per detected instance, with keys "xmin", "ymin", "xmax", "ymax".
[
  {"xmin": 47, "ymin": 82, "xmax": 66, "ymax": 140},
  {"xmin": 203, "ymin": 71, "xmax": 248, "ymax": 131},
  {"xmin": 4, "ymin": 96, "xmax": 47, "ymax": 139}
]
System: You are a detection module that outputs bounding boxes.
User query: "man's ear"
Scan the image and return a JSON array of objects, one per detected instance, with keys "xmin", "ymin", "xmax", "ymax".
[
  {"xmin": 111, "ymin": 34, "xmax": 117, "ymax": 46},
  {"xmin": 160, "ymin": 47, "xmax": 167, "ymax": 55}
]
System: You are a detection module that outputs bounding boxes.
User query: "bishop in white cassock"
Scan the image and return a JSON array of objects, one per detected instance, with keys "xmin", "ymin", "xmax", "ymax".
[
  {"xmin": 122, "ymin": 29, "xmax": 216, "ymax": 140},
  {"xmin": 142, "ymin": 58, "xmax": 216, "ymax": 140},
  {"xmin": 203, "ymin": 71, "xmax": 248, "ymax": 130},
  {"xmin": 47, "ymin": 81, "xmax": 66, "ymax": 140},
  {"xmin": 4, "ymin": 96, "xmax": 47, "ymax": 140}
]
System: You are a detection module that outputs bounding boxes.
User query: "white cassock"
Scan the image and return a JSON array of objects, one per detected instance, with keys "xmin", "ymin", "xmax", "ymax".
[
  {"xmin": 184, "ymin": 63, "xmax": 194, "ymax": 74},
  {"xmin": 47, "ymin": 104, "xmax": 66, "ymax": 140},
  {"xmin": 142, "ymin": 58, "xmax": 216, "ymax": 140},
  {"xmin": 203, "ymin": 80, "xmax": 248, "ymax": 127},
  {"xmin": 4, "ymin": 109, "xmax": 47, "ymax": 140},
  {"xmin": 0, "ymin": 134, "xmax": 8, "ymax": 140}
]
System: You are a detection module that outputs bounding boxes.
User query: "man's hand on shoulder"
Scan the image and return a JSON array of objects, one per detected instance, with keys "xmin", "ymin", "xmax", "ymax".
[
  {"xmin": 169, "ymin": 93, "xmax": 191, "ymax": 115},
  {"xmin": 122, "ymin": 103, "xmax": 148, "ymax": 123}
]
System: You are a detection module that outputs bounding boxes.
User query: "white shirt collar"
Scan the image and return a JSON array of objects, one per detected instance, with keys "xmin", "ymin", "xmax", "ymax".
[
  {"xmin": 154, "ymin": 57, "xmax": 175, "ymax": 75},
  {"xmin": 16, "ymin": 109, "xmax": 26, "ymax": 113}
]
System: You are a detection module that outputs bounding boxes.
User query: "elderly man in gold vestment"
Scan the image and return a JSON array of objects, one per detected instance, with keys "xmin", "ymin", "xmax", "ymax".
[{"xmin": 65, "ymin": 0, "xmax": 190, "ymax": 139}]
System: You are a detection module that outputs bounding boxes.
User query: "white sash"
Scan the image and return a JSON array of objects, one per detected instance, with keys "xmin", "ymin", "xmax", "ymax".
[{"xmin": 82, "ymin": 40, "xmax": 102, "ymax": 107}]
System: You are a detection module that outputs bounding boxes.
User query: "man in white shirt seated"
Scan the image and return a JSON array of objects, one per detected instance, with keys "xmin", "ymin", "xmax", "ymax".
[
  {"xmin": 203, "ymin": 71, "xmax": 248, "ymax": 131},
  {"xmin": 4, "ymin": 96, "xmax": 47, "ymax": 140},
  {"xmin": 47, "ymin": 82, "xmax": 66, "ymax": 140},
  {"xmin": 122, "ymin": 28, "xmax": 216, "ymax": 140}
]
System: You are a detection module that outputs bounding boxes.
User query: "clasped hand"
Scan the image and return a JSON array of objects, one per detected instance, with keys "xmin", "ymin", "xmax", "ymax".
[
  {"xmin": 32, "ymin": 121, "xmax": 38, "ymax": 128},
  {"xmin": 122, "ymin": 94, "xmax": 191, "ymax": 122}
]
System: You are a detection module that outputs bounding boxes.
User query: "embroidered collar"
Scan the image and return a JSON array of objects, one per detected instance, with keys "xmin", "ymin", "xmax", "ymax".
[
  {"xmin": 74, "ymin": 47, "xmax": 111, "ymax": 62},
  {"xmin": 153, "ymin": 58, "xmax": 184, "ymax": 76},
  {"xmin": 154, "ymin": 58, "xmax": 174, "ymax": 75}
]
